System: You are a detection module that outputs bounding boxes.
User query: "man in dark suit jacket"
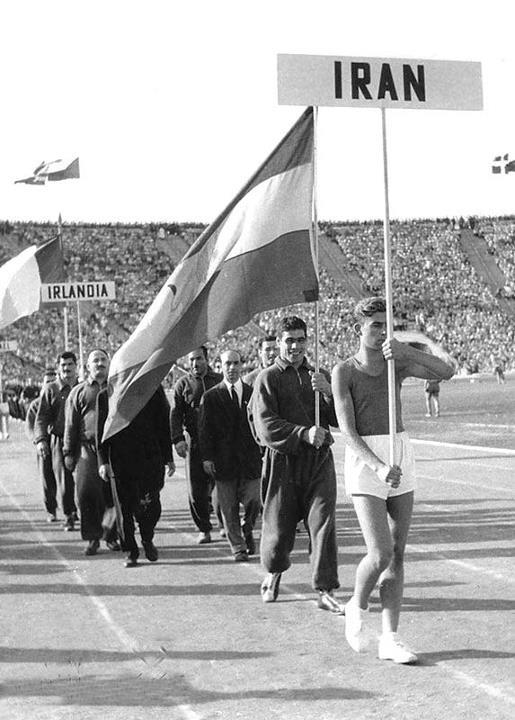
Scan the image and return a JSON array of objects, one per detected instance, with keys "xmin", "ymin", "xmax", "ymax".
[
  {"xmin": 96, "ymin": 385, "xmax": 175, "ymax": 567},
  {"xmin": 199, "ymin": 350, "xmax": 262, "ymax": 562}
]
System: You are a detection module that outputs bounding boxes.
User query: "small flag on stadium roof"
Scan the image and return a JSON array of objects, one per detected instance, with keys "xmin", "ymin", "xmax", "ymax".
[
  {"xmin": 0, "ymin": 237, "xmax": 64, "ymax": 330},
  {"xmin": 491, "ymin": 153, "xmax": 515, "ymax": 174},
  {"xmin": 103, "ymin": 107, "xmax": 317, "ymax": 440},
  {"xmin": 15, "ymin": 157, "xmax": 80, "ymax": 185}
]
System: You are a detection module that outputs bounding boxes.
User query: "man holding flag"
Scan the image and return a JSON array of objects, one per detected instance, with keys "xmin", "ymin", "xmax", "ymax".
[{"xmin": 249, "ymin": 315, "xmax": 343, "ymax": 613}]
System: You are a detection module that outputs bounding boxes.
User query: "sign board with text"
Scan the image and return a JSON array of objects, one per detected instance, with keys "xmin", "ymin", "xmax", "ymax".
[
  {"xmin": 41, "ymin": 281, "xmax": 116, "ymax": 303},
  {"xmin": 0, "ymin": 340, "xmax": 18, "ymax": 352},
  {"xmin": 277, "ymin": 54, "xmax": 483, "ymax": 111}
]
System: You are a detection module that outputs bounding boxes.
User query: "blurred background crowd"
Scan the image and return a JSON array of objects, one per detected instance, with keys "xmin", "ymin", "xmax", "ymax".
[{"xmin": 1, "ymin": 215, "xmax": 514, "ymax": 411}]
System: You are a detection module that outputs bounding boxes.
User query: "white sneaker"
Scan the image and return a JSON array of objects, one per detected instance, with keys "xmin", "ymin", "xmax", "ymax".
[
  {"xmin": 317, "ymin": 590, "xmax": 345, "ymax": 614},
  {"xmin": 378, "ymin": 632, "xmax": 418, "ymax": 664},
  {"xmin": 344, "ymin": 598, "xmax": 370, "ymax": 653}
]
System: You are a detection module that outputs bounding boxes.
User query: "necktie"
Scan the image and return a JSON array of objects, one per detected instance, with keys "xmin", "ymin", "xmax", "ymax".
[{"xmin": 231, "ymin": 386, "xmax": 239, "ymax": 408}]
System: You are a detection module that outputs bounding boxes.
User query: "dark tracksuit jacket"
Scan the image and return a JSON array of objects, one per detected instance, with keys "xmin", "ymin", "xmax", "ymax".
[
  {"xmin": 96, "ymin": 385, "xmax": 173, "ymax": 551},
  {"xmin": 248, "ymin": 356, "xmax": 340, "ymax": 591},
  {"xmin": 170, "ymin": 368, "xmax": 222, "ymax": 532}
]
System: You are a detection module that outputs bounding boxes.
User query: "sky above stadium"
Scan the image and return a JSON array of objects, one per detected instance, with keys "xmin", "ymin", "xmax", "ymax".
[{"xmin": 1, "ymin": 0, "xmax": 515, "ymax": 225}]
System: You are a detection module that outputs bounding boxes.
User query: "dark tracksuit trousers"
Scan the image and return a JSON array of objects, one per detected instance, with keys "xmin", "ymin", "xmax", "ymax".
[
  {"xmin": 37, "ymin": 453, "xmax": 58, "ymax": 515},
  {"xmin": 260, "ymin": 444, "xmax": 339, "ymax": 592},
  {"xmin": 115, "ymin": 477, "xmax": 162, "ymax": 553},
  {"xmin": 75, "ymin": 444, "xmax": 117, "ymax": 542},
  {"xmin": 188, "ymin": 444, "xmax": 222, "ymax": 533},
  {"xmin": 50, "ymin": 435, "xmax": 77, "ymax": 519}
]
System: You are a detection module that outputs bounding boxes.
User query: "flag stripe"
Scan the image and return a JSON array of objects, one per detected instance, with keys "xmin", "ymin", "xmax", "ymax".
[
  {"xmin": 47, "ymin": 157, "xmax": 80, "ymax": 181},
  {"xmin": 36, "ymin": 237, "xmax": 64, "ymax": 282},
  {"xmin": 183, "ymin": 108, "xmax": 313, "ymax": 260},
  {"xmin": 0, "ymin": 247, "xmax": 40, "ymax": 330}
]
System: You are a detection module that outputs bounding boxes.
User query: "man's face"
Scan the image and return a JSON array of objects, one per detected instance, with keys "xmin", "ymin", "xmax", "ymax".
[
  {"xmin": 58, "ymin": 357, "xmax": 77, "ymax": 384},
  {"xmin": 188, "ymin": 349, "xmax": 208, "ymax": 378},
  {"xmin": 86, "ymin": 351, "xmax": 109, "ymax": 382},
  {"xmin": 221, "ymin": 351, "xmax": 241, "ymax": 385},
  {"xmin": 278, "ymin": 329, "xmax": 307, "ymax": 368},
  {"xmin": 259, "ymin": 341, "xmax": 276, "ymax": 368},
  {"xmin": 358, "ymin": 311, "xmax": 387, "ymax": 350}
]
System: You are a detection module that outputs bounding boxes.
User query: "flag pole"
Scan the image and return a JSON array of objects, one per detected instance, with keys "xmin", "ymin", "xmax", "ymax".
[
  {"xmin": 380, "ymin": 107, "xmax": 397, "ymax": 466},
  {"xmin": 312, "ymin": 105, "xmax": 320, "ymax": 426},
  {"xmin": 76, "ymin": 300, "xmax": 84, "ymax": 380},
  {"xmin": 57, "ymin": 214, "xmax": 69, "ymax": 349}
]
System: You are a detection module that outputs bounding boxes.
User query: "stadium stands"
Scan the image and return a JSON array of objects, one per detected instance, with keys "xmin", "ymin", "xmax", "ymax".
[{"xmin": 0, "ymin": 216, "xmax": 514, "ymax": 387}]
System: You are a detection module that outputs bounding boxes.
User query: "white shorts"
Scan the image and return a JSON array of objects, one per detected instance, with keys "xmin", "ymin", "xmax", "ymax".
[{"xmin": 344, "ymin": 431, "xmax": 416, "ymax": 499}]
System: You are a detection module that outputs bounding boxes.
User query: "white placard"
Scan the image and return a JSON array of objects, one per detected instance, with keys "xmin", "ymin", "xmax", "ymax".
[
  {"xmin": 278, "ymin": 54, "xmax": 483, "ymax": 111},
  {"xmin": 41, "ymin": 281, "xmax": 116, "ymax": 303},
  {"xmin": 0, "ymin": 340, "xmax": 17, "ymax": 352}
]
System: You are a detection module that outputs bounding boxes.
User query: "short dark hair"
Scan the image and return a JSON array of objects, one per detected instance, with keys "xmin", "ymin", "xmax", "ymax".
[
  {"xmin": 88, "ymin": 348, "xmax": 110, "ymax": 359},
  {"xmin": 57, "ymin": 351, "xmax": 77, "ymax": 364},
  {"xmin": 259, "ymin": 335, "xmax": 276, "ymax": 348},
  {"xmin": 189, "ymin": 346, "xmax": 208, "ymax": 359},
  {"xmin": 280, "ymin": 316, "xmax": 307, "ymax": 336},
  {"xmin": 354, "ymin": 297, "xmax": 387, "ymax": 322}
]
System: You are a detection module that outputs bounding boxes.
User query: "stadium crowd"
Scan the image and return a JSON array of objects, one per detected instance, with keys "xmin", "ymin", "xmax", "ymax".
[{"xmin": 1, "ymin": 216, "xmax": 514, "ymax": 392}]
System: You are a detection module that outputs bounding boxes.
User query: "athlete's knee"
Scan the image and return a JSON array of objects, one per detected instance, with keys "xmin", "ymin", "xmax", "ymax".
[{"xmin": 367, "ymin": 546, "xmax": 393, "ymax": 573}]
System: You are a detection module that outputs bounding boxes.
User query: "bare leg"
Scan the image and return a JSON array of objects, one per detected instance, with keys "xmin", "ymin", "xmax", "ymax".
[
  {"xmin": 425, "ymin": 395, "xmax": 431, "ymax": 416},
  {"xmin": 378, "ymin": 491, "xmax": 414, "ymax": 633},
  {"xmin": 434, "ymin": 396, "xmax": 440, "ymax": 416},
  {"xmin": 351, "ymin": 495, "xmax": 393, "ymax": 609}
]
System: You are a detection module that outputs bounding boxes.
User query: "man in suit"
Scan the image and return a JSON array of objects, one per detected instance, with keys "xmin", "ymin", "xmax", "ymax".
[
  {"xmin": 199, "ymin": 350, "xmax": 262, "ymax": 562},
  {"xmin": 96, "ymin": 385, "xmax": 175, "ymax": 567}
]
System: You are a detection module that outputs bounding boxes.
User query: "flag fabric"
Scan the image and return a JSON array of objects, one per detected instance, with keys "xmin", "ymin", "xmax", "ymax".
[
  {"xmin": 492, "ymin": 153, "xmax": 515, "ymax": 174},
  {"xmin": 104, "ymin": 107, "xmax": 316, "ymax": 440},
  {"xmin": 0, "ymin": 237, "xmax": 64, "ymax": 330},
  {"xmin": 15, "ymin": 157, "xmax": 80, "ymax": 185},
  {"xmin": 14, "ymin": 174, "xmax": 47, "ymax": 185}
]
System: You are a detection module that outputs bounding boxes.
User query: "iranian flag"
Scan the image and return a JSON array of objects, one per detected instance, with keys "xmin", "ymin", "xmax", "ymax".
[{"xmin": 104, "ymin": 107, "xmax": 317, "ymax": 440}]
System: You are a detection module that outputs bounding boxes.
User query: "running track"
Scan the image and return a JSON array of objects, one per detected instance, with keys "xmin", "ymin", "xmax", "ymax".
[{"xmin": 1, "ymin": 424, "xmax": 514, "ymax": 720}]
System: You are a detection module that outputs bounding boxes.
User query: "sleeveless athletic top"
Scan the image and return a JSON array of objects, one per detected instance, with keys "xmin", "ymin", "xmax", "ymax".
[{"xmin": 342, "ymin": 357, "xmax": 404, "ymax": 436}]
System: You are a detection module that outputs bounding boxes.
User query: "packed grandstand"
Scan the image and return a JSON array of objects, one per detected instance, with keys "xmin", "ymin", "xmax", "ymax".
[{"xmin": 0, "ymin": 215, "xmax": 514, "ymax": 395}]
